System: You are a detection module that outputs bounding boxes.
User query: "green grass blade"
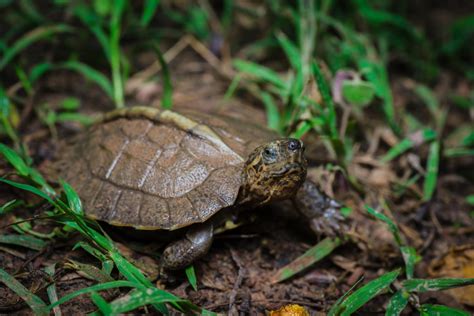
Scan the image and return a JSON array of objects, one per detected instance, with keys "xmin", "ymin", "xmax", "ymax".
[
  {"xmin": 366, "ymin": 206, "xmax": 421, "ymax": 277},
  {"xmin": 400, "ymin": 246, "xmax": 419, "ymax": 279},
  {"xmin": 185, "ymin": 265, "xmax": 198, "ymax": 291},
  {"xmin": 102, "ymin": 260, "xmax": 114, "ymax": 276},
  {"xmin": 359, "ymin": 58, "xmax": 401, "ymax": 136},
  {"xmin": 48, "ymin": 280, "xmax": 137, "ymax": 310},
  {"xmin": 60, "ymin": 61, "xmax": 113, "ymax": 98},
  {"xmin": 297, "ymin": 0, "xmax": 316, "ymax": 68},
  {"xmin": 467, "ymin": 194, "xmax": 474, "ymax": 205},
  {"xmin": 0, "ymin": 88, "xmax": 20, "ymax": 144},
  {"xmin": 45, "ymin": 264, "xmax": 62, "ymax": 316},
  {"xmin": 233, "ymin": 59, "xmax": 286, "ymax": 90},
  {"xmin": 30, "ymin": 168, "xmax": 55, "ymax": 195},
  {"xmin": 0, "ymin": 143, "xmax": 30, "ymax": 176},
  {"xmin": 0, "ymin": 24, "xmax": 72, "ymax": 71},
  {"xmin": 419, "ymin": 304, "xmax": 470, "ymax": 316},
  {"xmin": 0, "ymin": 199, "xmax": 23, "ymax": 215},
  {"xmin": 109, "ymin": 0, "xmax": 126, "ymax": 108},
  {"xmin": 106, "ymin": 253, "xmax": 203, "ymax": 313},
  {"xmin": 402, "ymin": 278, "xmax": 474, "ymax": 292},
  {"xmin": 108, "ymin": 288, "xmax": 187, "ymax": 314},
  {"xmin": 0, "ymin": 149, "xmax": 54, "ymax": 193},
  {"xmin": 414, "ymin": 85, "xmax": 439, "ymax": 118},
  {"xmin": 276, "ymin": 31, "xmax": 302, "ymax": 70},
  {"xmin": 270, "ymin": 237, "xmax": 341, "ymax": 283},
  {"xmin": 108, "ymin": 251, "xmax": 169, "ymax": 313},
  {"xmin": 224, "ymin": 74, "xmax": 241, "ymax": 100},
  {"xmin": 0, "ymin": 178, "xmax": 55, "ymax": 204},
  {"xmin": 0, "ymin": 234, "xmax": 48, "ymax": 250},
  {"xmin": 66, "ymin": 260, "xmax": 114, "ymax": 283},
  {"xmin": 327, "ymin": 277, "xmax": 365, "ymax": 316},
  {"xmin": 443, "ymin": 147, "xmax": 474, "ymax": 158},
  {"xmin": 287, "ymin": 62, "xmax": 305, "ymax": 120},
  {"xmin": 154, "ymin": 44, "xmax": 173, "ymax": 109},
  {"xmin": 462, "ymin": 131, "xmax": 474, "ymax": 146},
  {"xmin": 140, "ymin": 0, "xmax": 160, "ymax": 27},
  {"xmin": 311, "ymin": 61, "xmax": 338, "ymax": 138},
  {"xmin": 260, "ymin": 91, "xmax": 280, "ymax": 131},
  {"xmin": 359, "ymin": 7, "xmax": 420, "ymax": 36},
  {"xmin": 0, "ymin": 267, "xmax": 49, "ymax": 316},
  {"xmin": 18, "ymin": 0, "xmax": 45, "ymax": 23},
  {"xmin": 90, "ymin": 291, "xmax": 112, "ymax": 314},
  {"xmin": 73, "ymin": 5, "xmax": 110, "ymax": 59},
  {"xmin": 15, "ymin": 66, "xmax": 33, "ymax": 95},
  {"xmin": 60, "ymin": 180, "xmax": 83, "ymax": 215},
  {"xmin": 365, "ymin": 206, "xmax": 402, "ymax": 246},
  {"xmin": 381, "ymin": 129, "xmax": 437, "ymax": 162},
  {"xmin": 56, "ymin": 112, "xmax": 94, "ymax": 126},
  {"xmin": 29, "ymin": 61, "xmax": 54, "ymax": 83},
  {"xmin": 60, "ymin": 97, "xmax": 80, "ymax": 111},
  {"xmin": 63, "ymin": 220, "xmax": 114, "ymax": 251},
  {"xmin": 330, "ymin": 269, "xmax": 401, "ymax": 316},
  {"xmin": 109, "ymin": 251, "xmax": 151, "ymax": 285},
  {"xmin": 291, "ymin": 120, "xmax": 313, "ymax": 139},
  {"xmin": 0, "ymin": 144, "xmax": 49, "ymax": 191},
  {"xmin": 73, "ymin": 241, "xmax": 108, "ymax": 262},
  {"xmin": 385, "ymin": 290, "xmax": 409, "ymax": 316},
  {"xmin": 422, "ymin": 141, "xmax": 440, "ymax": 201}
]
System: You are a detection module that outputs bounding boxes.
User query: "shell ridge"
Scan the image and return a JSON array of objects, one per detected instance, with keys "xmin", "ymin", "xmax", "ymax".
[
  {"xmin": 138, "ymin": 147, "xmax": 162, "ymax": 188},
  {"xmin": 191, "ymin": 123, "xmax": 244, "ymax": 163},
  {"xmin": 107, "ymin": 190, "xmax": 123, "ymax": 221},
  {"xmin": 185, "ymin": 194, "xmax": 202, "ymax": 222},
  {"xmin": 135, "ymin": 191, "xmax": 144, "ymax": 226},
  {"xmin": 90, "ymin": 180, "xmax": 105, "ymax": 210},
  {"xmin": 164, "ymin": 198, "xmax": 171, "ymax": 228},
  {"xmin": 105, "ymin": 138, "xmax": 130, "ymax": 179}
]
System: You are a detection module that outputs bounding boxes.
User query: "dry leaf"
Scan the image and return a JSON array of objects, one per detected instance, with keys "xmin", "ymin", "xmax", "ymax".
[
  {"xmin": 428, "ymin": 245, "xmax": 474, "ymax": 306},
  {"xmin": 269, "ymin": 304, "xmax": 310, "ymax": 316}
]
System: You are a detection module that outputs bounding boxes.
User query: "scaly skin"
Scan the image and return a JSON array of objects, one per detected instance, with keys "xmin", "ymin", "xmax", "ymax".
[
  {"xmin": 161, "ymin": 222, "xmax": 214, "ymax": 271},
  {"xmin": 293, "ymin": 179, "xmax": 345, "ymax": 236}
]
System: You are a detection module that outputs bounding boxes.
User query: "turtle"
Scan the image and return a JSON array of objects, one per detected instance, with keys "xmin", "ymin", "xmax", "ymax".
[{"xmin": 58, "ymin": 106, "xmax": 343, "ymax": 271}]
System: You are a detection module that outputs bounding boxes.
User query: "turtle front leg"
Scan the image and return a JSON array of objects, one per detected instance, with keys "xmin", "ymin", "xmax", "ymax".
[
  {"xmin": 160, "ymin": 222, "xmax": 214, "ymax": 271},
  {"xmin": 292, "ymin": 179, "xmax": 346, "ymax": 236}
]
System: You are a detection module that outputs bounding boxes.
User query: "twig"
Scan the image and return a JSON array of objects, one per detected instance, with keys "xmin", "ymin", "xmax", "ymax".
[{"xmin": 228, "ymin": 247, "xmax": 246, "ymax": 314}]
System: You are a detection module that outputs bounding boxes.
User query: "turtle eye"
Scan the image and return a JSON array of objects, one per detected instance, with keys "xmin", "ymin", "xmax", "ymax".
[
  {"xmin": 288, "ymin": 139, "xmax": 301, "ymax": 151},
  {"xmin": 263, "ymin": 147, "xmax": 277, "ymax": 163}
]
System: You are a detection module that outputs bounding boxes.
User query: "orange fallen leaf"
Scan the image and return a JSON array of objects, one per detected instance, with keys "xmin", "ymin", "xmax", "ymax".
[
  {"xmin": 269, "ymin": 304, "xmax": 310, "ymax": 316},
  {"xmin": 429, "ymin": 245, "xmax": 474, "ymax": 306}
]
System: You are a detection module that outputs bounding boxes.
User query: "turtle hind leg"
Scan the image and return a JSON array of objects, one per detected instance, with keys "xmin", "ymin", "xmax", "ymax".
[{"xmin": 160, "ymin": 222, "xmax": 214, "ymax": 272}]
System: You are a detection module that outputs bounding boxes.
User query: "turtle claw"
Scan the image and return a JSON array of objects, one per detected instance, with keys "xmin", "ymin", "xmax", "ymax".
[
  {"xmin": 309, "ymin": 204, "xmax": 347, "ymax": 237},
  {"xmin": 294, "ymin": 179, "xmax": 348, "ymax": 237},
  {"xmin": 157, "ymin": 267, "xmax": 178, "ymax": 285}
]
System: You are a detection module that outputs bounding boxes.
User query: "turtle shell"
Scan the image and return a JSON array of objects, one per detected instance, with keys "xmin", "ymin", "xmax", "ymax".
[{"xmin": 60, "ymin": 106, "xmax": 277, "ymax": 230}]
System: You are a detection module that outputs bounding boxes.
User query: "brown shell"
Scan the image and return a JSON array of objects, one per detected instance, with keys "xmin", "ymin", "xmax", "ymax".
[{"xmin": 60, "ymin": 106, "xmax": 277, "ymax": 230}]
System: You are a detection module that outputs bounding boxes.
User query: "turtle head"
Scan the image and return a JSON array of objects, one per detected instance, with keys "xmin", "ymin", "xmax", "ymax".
[{"xmin": 240, "ymin": 138, "xmax": 307, "ymax": 204}]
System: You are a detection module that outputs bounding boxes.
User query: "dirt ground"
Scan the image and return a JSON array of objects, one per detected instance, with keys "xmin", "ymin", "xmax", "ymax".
[{"xmin": 0, "ymin": 48, "xmax": 473, "ymax": 315}]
